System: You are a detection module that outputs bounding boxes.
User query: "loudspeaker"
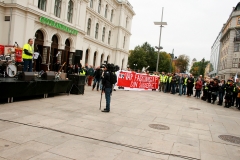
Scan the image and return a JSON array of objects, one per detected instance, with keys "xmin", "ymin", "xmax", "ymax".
[
  {"xmin": 18, "ymin": 72, "xmax": 35, "ymax": 81},
  {"xmin": 68, "ymin": 74, "xmax": 85, "ymax": 86},
  {"xmin": 70, "ymin": 85, "xmax": 84, "ymax": 95},
  {"xmin": 74, "ymin": 50, "xmax": 83, "ymax": 64},
  {"xmin": 42, "ymin": 71, "xmax": 55, "ymax": 80}
]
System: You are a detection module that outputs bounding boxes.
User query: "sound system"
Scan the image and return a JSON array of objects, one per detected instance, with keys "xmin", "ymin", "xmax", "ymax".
[
  {"xmin": 42, "ymin": 71, "xmax": 55, "ymax": 80},
  {"xmin": 68, "ymin": 74, "xmax": 85, "ymax": 95},
  {"xmin": 74, "ymin": 50, "xmax": 83, "ymax": 64},
  {"xmin": 18, "ymin": 72, "xmax": 35, "ymax": 81},
  {"xmin": 70, "ymin": 85, "xmax": 84, "ymax": 95},
  {"xmin": 68, "ymin": 74, "xmax": 85, "ymax": 86}
]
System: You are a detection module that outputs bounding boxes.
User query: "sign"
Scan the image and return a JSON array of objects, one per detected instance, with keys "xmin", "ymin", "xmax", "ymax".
[
  {"xmin": 15, "ymin": 48, "xmax": 23, "ymax": 62},
  {"xmin": 0, "ymin": 45, "xmax": 4, "ymax": 55},
  {"xmin": 40, "ymin": 17, "xmax": 78, "ymax": 35},
  {"xmin": 117, "ymin": 71, "xmax": 159, "ymax": 91}
]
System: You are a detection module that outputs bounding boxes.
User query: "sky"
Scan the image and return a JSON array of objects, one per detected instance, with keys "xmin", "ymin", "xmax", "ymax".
[{"xmin": 129, "ymin": 0, "xmax": 240, "ymax": 63}]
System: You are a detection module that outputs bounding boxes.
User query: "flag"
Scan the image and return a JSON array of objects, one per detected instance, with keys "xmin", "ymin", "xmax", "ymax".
[{"xmin": 234, "ymin": 72, "xmax": 238, "ymax": 82}]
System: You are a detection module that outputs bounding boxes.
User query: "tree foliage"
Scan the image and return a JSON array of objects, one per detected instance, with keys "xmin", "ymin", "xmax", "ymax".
[
  {"xmin": 175, "ymin": 54, "xmax": 190, "ymax": 73},
  {"xmin": 128, "ymin": 42, "xmax": 172, "ymax": 72},
  {"xmin": 190, "ymin": 58, "xmax": 209, "ymax": 77}
]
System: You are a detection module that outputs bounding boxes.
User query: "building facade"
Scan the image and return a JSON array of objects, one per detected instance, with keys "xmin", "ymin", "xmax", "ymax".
[
  {"xmin": 209, "ymin": 32, "xmax": 221, "ymax": 77},
  {"xmin": 0, "ymin": 0, "xmax": 135, "ymax": 71},
  {"xmin": 218, "ymin": 2, "xmax": 240, "ymax": 80}
]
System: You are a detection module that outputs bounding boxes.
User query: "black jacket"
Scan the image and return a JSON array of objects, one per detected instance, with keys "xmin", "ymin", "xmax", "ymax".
[
  {"xmin": 102, "ymin": 70, "xmax": 112, "ymax": 88},
  {"xmin": 219, "ymin": 83, "xmax": 226, "ymax": 93},
  {"xmin": 187, "ymin": 77, "xmax": 194, "ymax": 87},
  {"xmin": 94, "ymin": 69, "xmax": 102, "ymax": 79}
]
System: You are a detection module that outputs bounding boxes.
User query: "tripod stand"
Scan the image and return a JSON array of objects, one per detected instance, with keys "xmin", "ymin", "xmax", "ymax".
[{"xmin": 68, "ymin": 83, "xmax": 82, "ymax": 95}]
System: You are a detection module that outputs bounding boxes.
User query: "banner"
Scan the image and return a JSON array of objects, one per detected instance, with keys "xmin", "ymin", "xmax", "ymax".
[{"xmin": 116, "ymin": 71, "xmax": 159, "ymax": 91}]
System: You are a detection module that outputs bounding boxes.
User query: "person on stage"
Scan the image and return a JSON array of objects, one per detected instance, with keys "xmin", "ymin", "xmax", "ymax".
[
  {"xmin": 22, "ymin": 38, "xmax": 34, "ymax": 72},
  {"xmin": 54, "ymin": 60, "xmax": 61, "ymax": 72}
]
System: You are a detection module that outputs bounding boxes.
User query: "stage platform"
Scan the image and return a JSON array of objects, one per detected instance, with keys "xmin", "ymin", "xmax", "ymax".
[{"xmin": 0, "ymin": 77, "xmax": 72, "ymax": 103}]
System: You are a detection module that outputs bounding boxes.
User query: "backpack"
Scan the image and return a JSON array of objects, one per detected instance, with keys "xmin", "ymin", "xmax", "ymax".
[{"xmin": 110, "ymin": 72, "xmax": 117, "ymax": 84}]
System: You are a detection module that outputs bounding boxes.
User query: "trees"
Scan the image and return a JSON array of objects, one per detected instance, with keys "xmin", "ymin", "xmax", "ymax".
[
  {"xmin": 190, "ymin": 58, "xmax": 209, "ymax": 77},
  {"xmin": 175, "ymin": 54, "xmax": 190, "ymax": 73},
  {"xmin": 128, "ymin": 42, "xmax": 171, "ymax": 72}
]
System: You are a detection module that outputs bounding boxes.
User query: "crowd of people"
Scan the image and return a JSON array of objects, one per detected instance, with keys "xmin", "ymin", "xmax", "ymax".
[
  {"xmin": 66, "ymin": 62, "xmax": 240, "ymax": 111},
  {"xmin": 156, "ymin": 72, "xmax": 240, "ymax": 110}
]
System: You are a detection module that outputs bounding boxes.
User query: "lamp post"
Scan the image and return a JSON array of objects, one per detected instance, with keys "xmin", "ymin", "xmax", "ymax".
[{"xmin": 154, "ymin": 7, "xmax": 167, "ymax": 72}]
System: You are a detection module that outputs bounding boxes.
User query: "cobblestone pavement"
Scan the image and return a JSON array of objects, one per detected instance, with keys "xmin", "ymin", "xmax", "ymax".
[{"xmin": 0, "ymin": 86, "xmax": 240, "ymax": 160}]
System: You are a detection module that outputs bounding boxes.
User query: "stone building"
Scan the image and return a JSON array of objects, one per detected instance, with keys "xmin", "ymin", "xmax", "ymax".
[
  {"xmin": 0, "ymin": 0, "xmax": 135, "ymax": 71},
  {"xmin": 218, "ymin": 2, "xmax": 240, "ymax": 80}
]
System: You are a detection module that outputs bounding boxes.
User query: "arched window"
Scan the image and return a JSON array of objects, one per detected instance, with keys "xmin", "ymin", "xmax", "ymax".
[
  {"xmin": 126, "ymin": 17, "xmax": 128, "ymax": 28},
  {"xmin": 98, "ymin": 0, "xmax": 101, "ymax": 14},
  {"xmin": 102, "ymin": 27, "xmax": 105, "ymax": 42},
  {"xmin": 90, "ymin": 0, "xmax": 93, "ymax": 8},
  {"xmin": 38, "ymin": 0, "xmax": 47, "ymax": 11},
  {"xmin": 105, "ymin": 5, "xmax": 108, "ymax": 18},
  {"xmin": 110, "ymin": 9, "xmax": 113, "ymax": 22},
  {"xmin": 108, "ymin": 31, "xmax": 111, "ymax": 45},
  {"xmin": 123, "ymin": 36, "xmax": 125, "ymax": 48},
  {"xmin": 67, "ymin": 0, "xmax": 73, "ymax": 23},
  {"xmin": 95, "ymin": 23, "xmax": 99, "ymax": 39},
  {"xmin": 87, "ymin": 18, "xmax": 91, "ymax": 35},
  {"xmin": 54, "ymin": 0, "xmax": 62, "ymax": 18}
]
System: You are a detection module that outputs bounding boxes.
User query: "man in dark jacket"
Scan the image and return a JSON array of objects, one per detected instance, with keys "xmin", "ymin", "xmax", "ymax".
[
  {"xmin": 102, "ymin": 64, "xmax": 112, "ymax": 112},
  {"xmin": 187, "ymin": 74, "xmax": 194, "ymax": 97},
  {"xmin": 92, "ymin": 66, "xmax": 102, "ymax": 91}
]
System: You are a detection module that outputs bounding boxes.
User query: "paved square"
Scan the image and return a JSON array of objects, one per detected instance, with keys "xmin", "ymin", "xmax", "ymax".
[{"xmin": 0, "ymin": 87, "xmax": 240, "ymax": 160}]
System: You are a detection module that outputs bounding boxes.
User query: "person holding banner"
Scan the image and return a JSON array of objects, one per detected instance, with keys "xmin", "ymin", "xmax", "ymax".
[{"xmin": 22, "ymin": 38, "xmax": 34, "ymax": 72}]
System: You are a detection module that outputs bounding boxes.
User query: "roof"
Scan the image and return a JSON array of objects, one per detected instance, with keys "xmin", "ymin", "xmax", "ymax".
[{"xmin": 192, "ymin": 58, "xmax": 197, "ymax": 61}]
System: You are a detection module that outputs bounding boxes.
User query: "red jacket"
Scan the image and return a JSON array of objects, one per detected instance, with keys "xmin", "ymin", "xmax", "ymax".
[{"xmin": 195, "ymin": 80, "xmax": 202, "ymax": 90}]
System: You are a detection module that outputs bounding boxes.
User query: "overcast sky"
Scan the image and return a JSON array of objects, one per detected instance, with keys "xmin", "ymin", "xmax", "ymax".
[{"xmin": 129, "ymin": 0, "xmax": 239, "ymax": 63}]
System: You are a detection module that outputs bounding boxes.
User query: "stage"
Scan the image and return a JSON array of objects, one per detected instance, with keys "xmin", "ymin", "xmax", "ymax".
[{"xmin": 0, "ymin": 77, "xmax": 72, "ymax": 103}]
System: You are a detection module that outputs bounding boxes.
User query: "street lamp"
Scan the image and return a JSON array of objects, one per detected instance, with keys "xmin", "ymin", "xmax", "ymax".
[{"xmin": 154, "ymin": 7, "xmax": 167, "ymax": 72}]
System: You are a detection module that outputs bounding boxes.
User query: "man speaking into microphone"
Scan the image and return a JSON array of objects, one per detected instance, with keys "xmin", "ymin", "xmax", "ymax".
[{"xmin": 22, "ymin": 38, "xmax": 34, "ymax": 72}]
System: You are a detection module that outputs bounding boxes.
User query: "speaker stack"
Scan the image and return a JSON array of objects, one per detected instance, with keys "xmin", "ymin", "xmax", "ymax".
[
  {"xmin": 18, "ymin": 72, "xmax": 35, "ymax": 81},
  {"xmin": 73, "ymin": 50, "xmax": 83, "ymax": 65},
  {"xmin": 68, "ymin": 74, "xmax": 85, "ymax": 95},
  {"xmin": 41, "ymin": 71, "xmax": 55, "ymax": 80}
]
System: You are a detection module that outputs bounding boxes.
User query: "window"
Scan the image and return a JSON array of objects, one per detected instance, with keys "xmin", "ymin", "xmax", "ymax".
[
  {"xmin": 234, "ymin": 43, "xmax": 239, "ymax": 52},
  {"xmin": 90, "ymin": 0, "xmax": 93, "ymax": 8},
  {"xmin": 123, "ymin": 36, "xmax": 125, "ymax": 48},
  {"xmin": 95, "ymin": 23, "xmax": 99, "ymax": 39},
  {"xmin": 102, "ymin": 27, "xmax": 105, "ymax": 42},
  {"xmin": 126, "ymin": 17, "xmax": 128, "ymax": 28},
  {"xmin": 87, "ymin": 18, "xmax": 91, "ymax": 36},
  {"xmin": 98, "ymin": 0, "xmax": 101, "ymax": 14},
  {"xmin": 238, "ymin": 17, "xmax": 240, "ymax": 25},
  {"xmin": 108, "ymin": 31, "xmax": 111, "ymax": 44},
  {"xmin": 38, "ymin": 0, "xmax": 47, "ymax": 11},
  {"xmin": 110, "ymin": 9, "xmax": 113, "ymax": 22},
  {"xmin": 233, "ymin": 58, "xmax": 238, "ymax": 63},
  {"xmin": 67, "ymin": 0, "xmax": 73, "ymax": 23},
  {"xmin": 105, "ymin": 5, "xmax": 108, "ymax": 18},
  {"xmin": 233, "ymin": 63, "xmax": 238, "ymax": 68},
  {"xmin": 54, "ymin": 0, "xmax": 62, "ymax": 18}
]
